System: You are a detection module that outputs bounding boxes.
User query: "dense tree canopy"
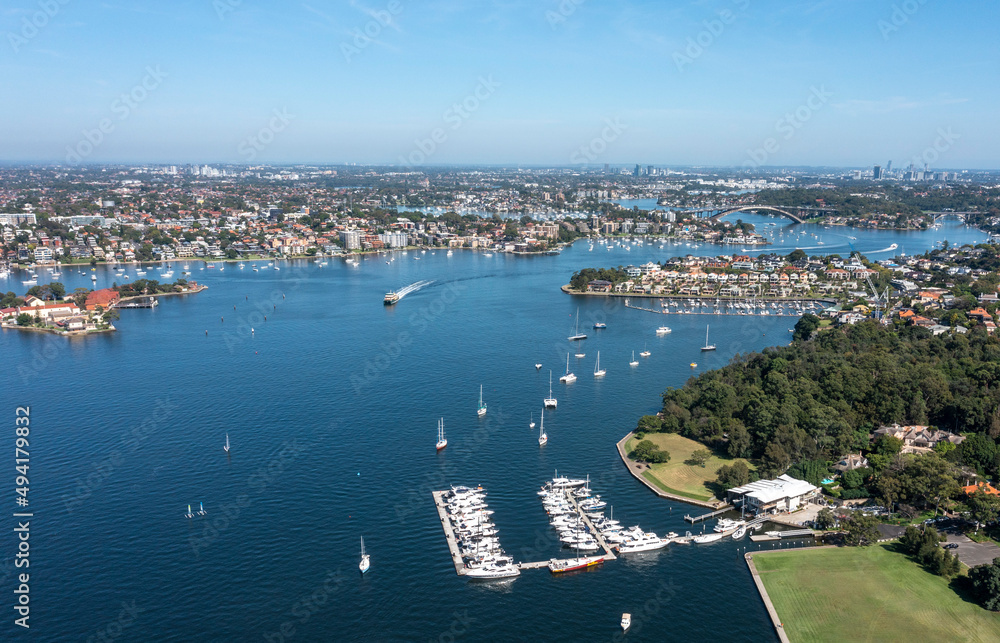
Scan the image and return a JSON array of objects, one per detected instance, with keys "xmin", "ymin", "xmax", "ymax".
[{"xmin": 653, "ymin": 321, "xmax": 1000, "ymax": 479}]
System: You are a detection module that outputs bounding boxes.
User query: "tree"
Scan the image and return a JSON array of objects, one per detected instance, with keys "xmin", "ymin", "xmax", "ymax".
[
  {"xmin": 842, "ymin": 468, "xmax": 865, "ymax": 490},
  {"xmin": 716, "ymin": 460, "xmax": 751, "ymax": 489},
  {"xmin": 815, "ymin": 507, "xmax": 837, "ymax": 530},
  {"xmin": 689, "ymin": 449, "xmax": 711, "ymax": 467},
  {"xmin": 967, "ymin": 490, "xmax": 1000, "ymax": 533},
  {"xmin": 792, "ymin": 313, "xmax": 820, "ymax": 341},
  {"xmin": 630, "ymin": 440, "xmax": 670, "ymax": 464},
  {"xmin": 636, "ymin": 415, "xmax": 663, "ymax": 433},
  {"xmin": 760, "ymin": 442, "xmax": 791, "ymax": 478},
  {"xmin": 873, "ymin": 434, "xmax": 904, "ymax": 456},
  {"xmin": 968, "ymin": 558, "xmax": 1000, "ymax": 611},
  {"xmin": 842, "ymin": 512, "xmax": 881, "ymax": 546},
  {"xmin": 16, "ymin": 313, "xmax": 33, "ymax": 326}
]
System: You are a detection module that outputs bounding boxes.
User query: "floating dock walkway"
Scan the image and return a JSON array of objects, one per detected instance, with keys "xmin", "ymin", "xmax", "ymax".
[
  {"xmin": 432, "ymin": 491, "xmax": 468, "ymax": 576},
  {"xmin": 434, "ymin": 487, "xmax": 617, "ymax": 577},
  {"xmin": 562, "ymin": 489, "xmax": 617, "ymax": 561},
  {"xmin": 684, "ymin": 506, "xmax": 733, "ymax": 523}
]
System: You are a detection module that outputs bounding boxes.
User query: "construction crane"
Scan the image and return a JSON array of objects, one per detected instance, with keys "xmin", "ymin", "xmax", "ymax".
[{"xmin": 848, "ymin": 242, "xmax": 891, "ymax": 322}]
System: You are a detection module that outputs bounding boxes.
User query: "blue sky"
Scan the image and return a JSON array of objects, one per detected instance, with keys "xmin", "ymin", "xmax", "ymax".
[{"xmin": 1, "ymin": 0, "xmax": 996, "ymax": 168}]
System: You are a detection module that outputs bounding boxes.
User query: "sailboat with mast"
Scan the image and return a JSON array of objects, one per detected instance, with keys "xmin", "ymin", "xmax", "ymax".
[
  {"xmin": 436, "ymin": 418, "xmax": 447, "ymax": 451},
  {"xmin": 594, "ymin": 351, "xmax": 606, "ymax": 378},
  {"xmin": 359, "ymin": 537, "xmax": 370, "ymax": 574},
  {"xmin": 224, "ymin": 433, "xmax": 230, "ymax": 453},
  {"xmin": 529, "ymin": 412, "xmax": 536, "ymax": 429},
  {"xmin": 701, "ymin": 324, "xmax": 716, "ymax": 351},
  {"xmin": 544, "ymin": 371, "xmax": 558, "ymax": 408},
  {"xmin": 567, "ymin": 307, "xmax": 587, "ymax": 341},
  {"xmin": 629, "ymin": 351, "xmax": 639, "ymax": 367},
  {"xmin": 538, "ymin": 409, "xmax": 548, "ymax": 446},
  {"xmin": 477, "ymin": 385, "xmax": 487, "ymax": 416},
  {"xmin": 559, "ymin": 353, "xmax": 576, "ymax": 383}
]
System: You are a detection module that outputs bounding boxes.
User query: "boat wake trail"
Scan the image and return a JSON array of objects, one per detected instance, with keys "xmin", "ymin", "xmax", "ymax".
[
  {"xmin": 395, "ymin": 280, "xmax": 434, "ymax": 300},
  {"xmin": 866, "ymin": 245, "xmax": 899, "ymax": 254}
]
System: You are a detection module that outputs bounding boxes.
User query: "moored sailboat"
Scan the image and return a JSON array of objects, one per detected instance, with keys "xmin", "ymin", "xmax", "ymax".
[
  {"xmin": 359, "ymin": 536, "xmax": 370, "ymax": 574},
  {"xmin": 477, "ymin": 385, "xmax": 487, "ymax": 416},
  {"xmin": 544, "ymin": 371, "xmax": 558, "ymax": 408},
  {"xmin": 594, "ymin": 351, "xmax": 606, "ymax": 378},
  {"xmin": 436, "ymin": 418, "xmax": 447, "ymax": 451}
]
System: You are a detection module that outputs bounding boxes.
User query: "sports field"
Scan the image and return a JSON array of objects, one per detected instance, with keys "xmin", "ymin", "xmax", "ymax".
[{"xmin": 754, "ymin": 545, "xmax": 1000, "ymax": 642}]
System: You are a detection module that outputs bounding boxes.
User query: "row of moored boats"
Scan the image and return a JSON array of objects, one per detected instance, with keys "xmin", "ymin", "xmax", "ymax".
[{"xmin": 444, "ymin": 486, "xmax": 521, "ymax": 580}]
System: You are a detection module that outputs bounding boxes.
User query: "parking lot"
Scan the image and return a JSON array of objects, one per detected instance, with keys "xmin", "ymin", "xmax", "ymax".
[{"xmin": 942, "ymin": 532, "xmax": 1000, "ymax": 568}]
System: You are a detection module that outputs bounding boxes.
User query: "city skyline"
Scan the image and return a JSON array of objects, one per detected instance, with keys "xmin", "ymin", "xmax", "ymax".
[{"xmin": 2, "ymin": 0, "xmax": 997, "ymax": 168}]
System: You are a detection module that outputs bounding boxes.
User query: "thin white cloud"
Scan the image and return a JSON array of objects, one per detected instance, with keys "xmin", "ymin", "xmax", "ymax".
[{"xmin": 833, "ymin": 95, "xmax": 970, "ymax": 116}]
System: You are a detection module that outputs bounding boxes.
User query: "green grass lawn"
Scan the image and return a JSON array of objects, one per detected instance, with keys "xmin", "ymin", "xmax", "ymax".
[
  {"xmin": 755, "ymin": 545, "xmax": 1000, "ymax": 642},
  {"xmin": 626, "ymin": 433, "xmax": 752, "ymax": 502}
]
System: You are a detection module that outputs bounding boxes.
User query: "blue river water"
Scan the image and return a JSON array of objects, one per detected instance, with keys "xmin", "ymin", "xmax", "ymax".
[{"xmin": 0, "ymin": 217, "xmax": 985, "ymax": 641}]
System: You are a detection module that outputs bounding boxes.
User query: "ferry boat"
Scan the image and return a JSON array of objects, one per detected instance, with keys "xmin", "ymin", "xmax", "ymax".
[
  {"xmin": 548, "ymin": 556, "xmax": 604, "ymax": 573},
  {"xmin": 384, "ymin": 291, "xmax": 400, "ymax": 305}
]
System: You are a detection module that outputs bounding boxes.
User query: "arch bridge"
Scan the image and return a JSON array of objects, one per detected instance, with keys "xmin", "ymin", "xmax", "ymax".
[{"xmin": 706, "ymin": 205, "xmax": 805, "ymax": 224}]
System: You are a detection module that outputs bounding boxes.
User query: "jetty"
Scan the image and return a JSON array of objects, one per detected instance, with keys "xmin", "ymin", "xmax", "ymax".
[
  {"xmin": 684, "ymin": 506, "xmax": 733, "ymax": 523},
  {"xmin": 562, "ymin": 489, "xmax": 616, "ymax": 561},
  {"xmin": 114, "ymin": 297, "xmax": 158, "ymax": 309},
  {"xmin": 431, "ymin": 491, "xmax": 468, "ymax": 576}
]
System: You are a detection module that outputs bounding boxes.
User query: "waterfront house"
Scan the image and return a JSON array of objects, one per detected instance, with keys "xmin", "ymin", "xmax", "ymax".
[
  {"xmin": 872, "ymin": 424, "xmax": 965, "ymax": 453},
  {"xmin": 587, "ymin": 280, "xmax": 612, "ymax": 292},
  {"xmin": 962, "ymin": 482, "xmax": 999, "ymax": 497},
  {"xmin": 85, "ymin": 289, "xmax": 121, "ymax": 312},
  {"xmin": 726, "ymin": 474, "xmax": 820, "ymax": 514},
  {"xmin": 833, "ymin": 453, "xmax": 869, "ymax": 473}
]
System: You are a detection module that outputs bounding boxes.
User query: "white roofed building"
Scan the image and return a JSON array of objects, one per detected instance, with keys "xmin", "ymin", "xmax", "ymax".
[{"xmin": 726, "ymin": 474, "xmax": 819, "ymax": 515}]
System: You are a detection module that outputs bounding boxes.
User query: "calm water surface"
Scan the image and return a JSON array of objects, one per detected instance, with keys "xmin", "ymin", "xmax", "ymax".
[{"xmin": 0, "ymin": 217, "xmax": 983, "ymax": 641}]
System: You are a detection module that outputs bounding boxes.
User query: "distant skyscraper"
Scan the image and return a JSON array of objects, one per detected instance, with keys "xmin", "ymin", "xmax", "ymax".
[
  {"xmin": 872, "ymin": 165, "xmax": 883, "ymax": 180},
  {"xmin": 603, "ymin": 163, "xmax": 609, "ymax": 174},
  {"xmin": 647, "ymin": 165, "xmax": 654, "ymax": 176},
  {"xmin": 634, "ymin": 164, "xmax": 641, "ymax": 177},
  {"xmin": 886, "ymin": 160, "xmax": 892, "ymax": 173}
]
